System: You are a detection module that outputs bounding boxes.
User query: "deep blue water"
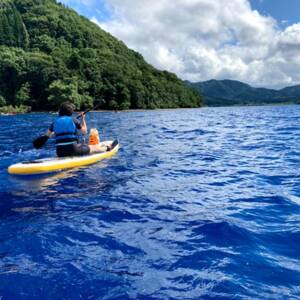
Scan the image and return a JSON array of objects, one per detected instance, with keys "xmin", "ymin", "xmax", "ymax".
[{"xmin": 0, "ymin": 106, "xmax": 300, "ymax": 299}]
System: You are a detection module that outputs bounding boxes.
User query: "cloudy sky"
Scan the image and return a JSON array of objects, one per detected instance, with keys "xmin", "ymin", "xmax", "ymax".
[{"xmin": 59, "ymin": 0, "xmax": 300, "ymax": 89}]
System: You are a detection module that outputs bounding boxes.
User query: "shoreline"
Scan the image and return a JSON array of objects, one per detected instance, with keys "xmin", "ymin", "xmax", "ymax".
[
  {"xmin": 4, "ymin": 107, "xmax": 204, "ymax": 115},
  {"xmin": 1, "ymin": 102, "xmax": 299, "ymax": 116}
]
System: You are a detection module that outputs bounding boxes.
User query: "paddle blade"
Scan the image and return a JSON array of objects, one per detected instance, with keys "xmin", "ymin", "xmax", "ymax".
[{"xmin": 33, "ymin": 135, "xmax": 49, "ymax": 149}]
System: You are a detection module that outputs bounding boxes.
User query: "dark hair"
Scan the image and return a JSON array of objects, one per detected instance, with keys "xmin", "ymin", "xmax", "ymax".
[{"xmin": 59, "ymin": 102, "xmax": 75, "ymax": 116}]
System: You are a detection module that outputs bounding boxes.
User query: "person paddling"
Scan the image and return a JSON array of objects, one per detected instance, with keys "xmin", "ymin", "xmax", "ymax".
[{"xmin": 46, "ymin": 102, "xmax": 111, "ymax": 157}]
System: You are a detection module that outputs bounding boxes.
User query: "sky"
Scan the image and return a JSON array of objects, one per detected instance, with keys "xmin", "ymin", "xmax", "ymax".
[{"xmin": 59, "ymin": 0, "xmax": 300, "ymax": 89}]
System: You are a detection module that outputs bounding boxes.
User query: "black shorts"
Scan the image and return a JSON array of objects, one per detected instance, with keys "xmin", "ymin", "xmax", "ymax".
[{"xmin": 56, "ymin": 143, "xmax": 90, "ymax": 157}]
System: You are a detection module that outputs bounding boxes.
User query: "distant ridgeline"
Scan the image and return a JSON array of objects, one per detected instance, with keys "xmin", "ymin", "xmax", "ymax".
[
  {"xmin": 0, "ymin": 0, "xmax": 202, "ymax": 111},
  {"xmin": 186, "ymin": 79, "xmax": 300, "ymax": 107}
]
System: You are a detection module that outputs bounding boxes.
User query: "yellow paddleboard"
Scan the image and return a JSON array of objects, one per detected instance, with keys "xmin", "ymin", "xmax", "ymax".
[{"xmin": 8, "ymin": 140, "xmax": 119, "ymax": 176}]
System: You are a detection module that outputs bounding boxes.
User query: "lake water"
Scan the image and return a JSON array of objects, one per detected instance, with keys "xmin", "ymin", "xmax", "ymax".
[{"xmin": 0, "ymin": 106, "xmax": 300, "ymax": 299}]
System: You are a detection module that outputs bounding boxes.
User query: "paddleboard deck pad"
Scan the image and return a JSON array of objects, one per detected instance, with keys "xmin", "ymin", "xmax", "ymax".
[{"xmin": 8, "ymin": 140, "xmax": 119, "ymax": 175}]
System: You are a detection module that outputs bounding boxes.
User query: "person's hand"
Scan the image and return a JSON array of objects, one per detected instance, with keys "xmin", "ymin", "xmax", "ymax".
[{"xmin": 78, "ymin": 112, "xmax": 85, "ymax": 119}]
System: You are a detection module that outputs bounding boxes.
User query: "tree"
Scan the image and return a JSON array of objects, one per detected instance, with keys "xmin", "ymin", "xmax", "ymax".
[
  {"xmin": 48, "ymin": 79, "xmax": 82, "ymax": 109},
  {"xmin": 0, "ymin": 94, "xmax": 6, "ymax": 106},
  {"xmin": 0, "ymin": 1, "xmax": 29, "ymax": 48},
  {"xmin": 15, "ymin": 82, "xmax": 30, "ymax": 105}
]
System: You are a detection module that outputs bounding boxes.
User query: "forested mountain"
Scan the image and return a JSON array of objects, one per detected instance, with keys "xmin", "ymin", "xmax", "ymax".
[
  {"xmin": 186, "ymin": 79, "xmax": 300, "ymax": 107},
  {"xmin": 0, "ymin": 0, "xmax": 202, "ymax": 111}
]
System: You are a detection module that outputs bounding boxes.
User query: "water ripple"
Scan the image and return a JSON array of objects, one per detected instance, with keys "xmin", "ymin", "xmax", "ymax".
[{"xmin": 0, "ymin": 106, "xmax": 300, "ymax": 299}]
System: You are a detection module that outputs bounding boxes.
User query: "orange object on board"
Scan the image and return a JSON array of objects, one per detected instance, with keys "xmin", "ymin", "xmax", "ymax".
[{"xmin": 88, "ymin": 128, "xmax": 100, "ymax": 145}]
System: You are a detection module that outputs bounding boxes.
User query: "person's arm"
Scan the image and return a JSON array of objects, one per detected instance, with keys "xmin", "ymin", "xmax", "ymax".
[
  {"xmin": 74, "ymin": 114, "xmax": 88, "ymax": 134},
  {"xmin": 80, "ymin": 114, "xmax": 88, "ymax": 134},
  {"xmin": 47, "ymin": 123, "xmax": 54, "ymax": 137},
  {"xmin": 46, "ymin": 129, "xmax": 54, "ymax": 137}
]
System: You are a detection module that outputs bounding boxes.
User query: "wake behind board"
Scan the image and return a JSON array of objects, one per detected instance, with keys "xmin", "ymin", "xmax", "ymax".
[{"xmin": 8, "ymin": 140, "xmax": 119, "ymax": 176}]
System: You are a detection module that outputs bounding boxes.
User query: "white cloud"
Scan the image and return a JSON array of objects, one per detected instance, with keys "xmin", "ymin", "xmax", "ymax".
[{"xmin": 89, "ymin": 0, "xmax": 300, "ymax": 88}]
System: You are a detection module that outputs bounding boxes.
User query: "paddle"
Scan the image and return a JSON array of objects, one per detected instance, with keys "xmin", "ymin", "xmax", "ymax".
[
  {"xmin": 33, "ymin": 100, "xmax": 105, "ymax": 149},
  {"xmin": 33, "ymin": 135, "xmax": 49, "ymax": 149}
]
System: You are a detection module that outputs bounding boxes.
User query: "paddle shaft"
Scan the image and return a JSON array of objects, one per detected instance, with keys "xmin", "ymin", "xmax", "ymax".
[{"xmin": 76, "ymin": 101, "xmax": 104, "ymax": 120}]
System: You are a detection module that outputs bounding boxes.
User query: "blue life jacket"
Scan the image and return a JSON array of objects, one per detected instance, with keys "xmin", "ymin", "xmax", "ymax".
[{"xmin": 53, "ymin": 116, "xmax": 78, "ymax": 145}]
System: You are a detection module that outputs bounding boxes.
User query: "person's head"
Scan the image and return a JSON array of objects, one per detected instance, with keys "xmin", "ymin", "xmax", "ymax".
[{"xmin": 59, "ymin": 102, "xmax": 75, "ymax": 116}]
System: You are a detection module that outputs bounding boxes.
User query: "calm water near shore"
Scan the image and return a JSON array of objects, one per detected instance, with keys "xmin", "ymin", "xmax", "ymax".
[{"xmin": 0, "ymin": 106, "xmax": 300, "ymax": 299}]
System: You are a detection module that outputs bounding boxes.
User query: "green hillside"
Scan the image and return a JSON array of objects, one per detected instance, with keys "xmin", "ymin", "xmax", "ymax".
[
  {"xmin": 0, "ymin": 0, "xmax": 202, "ymax": 111},
  {"xmin": 186, "ymin": 79, "xmax": 300, "ymax": 107}
]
